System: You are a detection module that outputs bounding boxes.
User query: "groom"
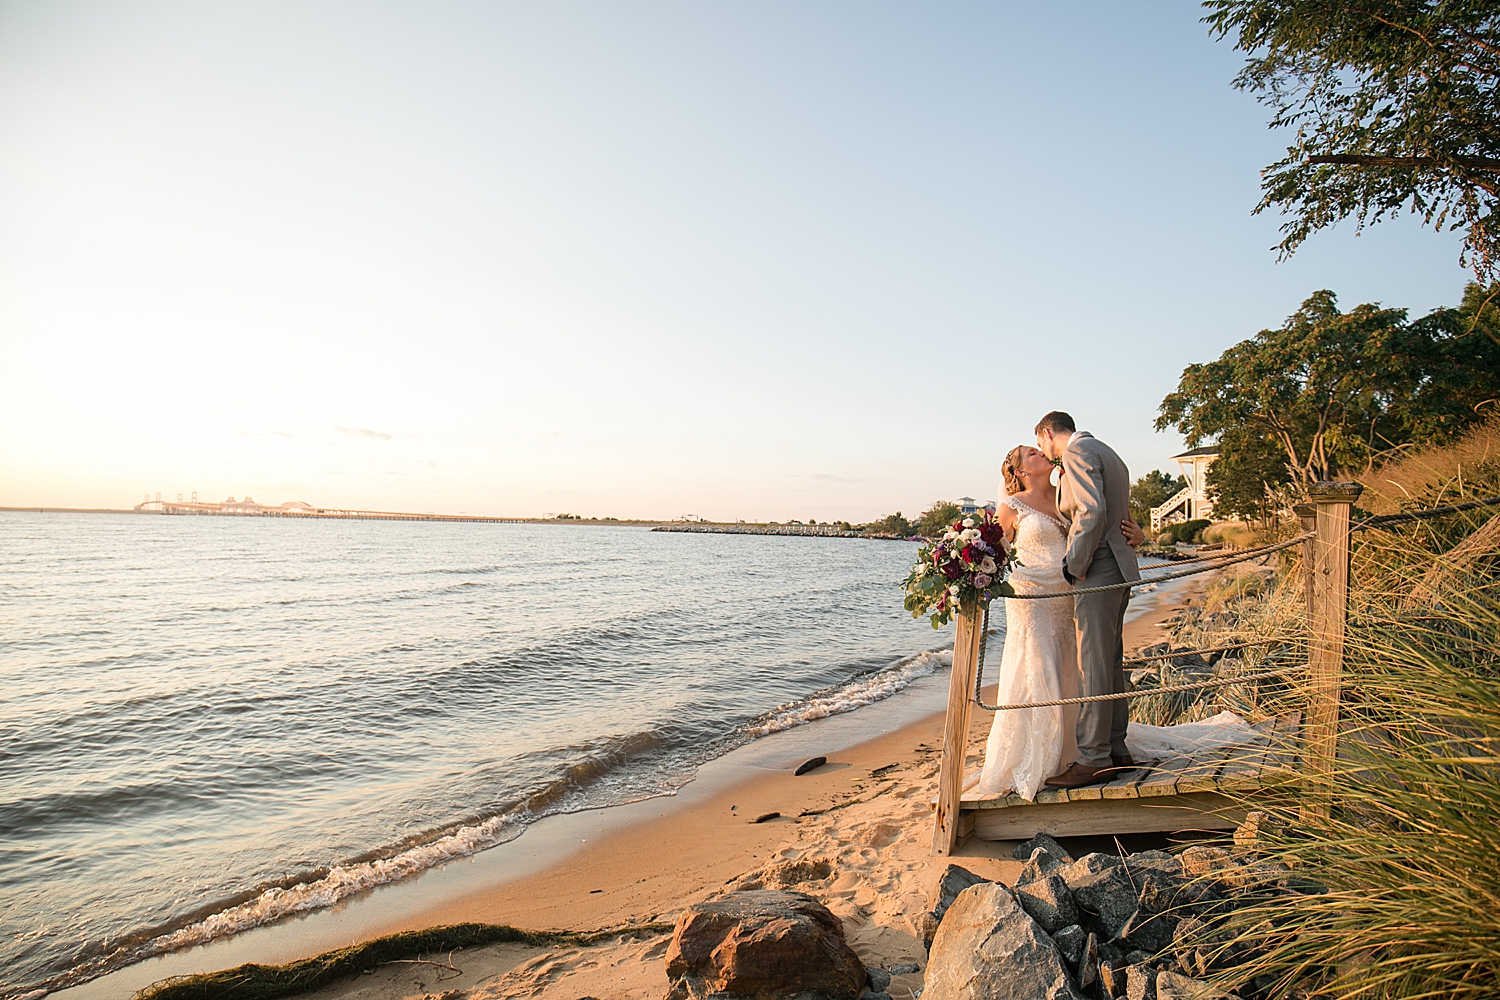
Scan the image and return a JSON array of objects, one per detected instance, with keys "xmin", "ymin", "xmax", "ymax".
[{"xmin": 1034, "ymin": 411, "xmax": 1141, "ymax": 788}]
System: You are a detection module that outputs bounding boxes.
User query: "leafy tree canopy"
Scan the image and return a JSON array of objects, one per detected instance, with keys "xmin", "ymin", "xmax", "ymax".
[
  {"xmin": 1157, "ymin": 284, "xmax": 1500, "ymax": 485},
  {"xmin": 916, "ymin": 501, "xmax": 963, "ymax": 539},
  {"xmin": 1205, "ymin": 0, "xmax": 1500, "ymax": 276},
  {"xmin": 1206, "ymin": 426, "xmax": 1293, "ymax": 520},
  {"xmin": 1130, "ymin": 470, "xmax": 1189, "ymax": 526}
]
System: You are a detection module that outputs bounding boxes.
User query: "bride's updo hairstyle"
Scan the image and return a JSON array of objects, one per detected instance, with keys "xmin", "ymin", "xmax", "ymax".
[{"xmin": 1001, "ymin": 445, "xmax": 1027, "ymax": 496}]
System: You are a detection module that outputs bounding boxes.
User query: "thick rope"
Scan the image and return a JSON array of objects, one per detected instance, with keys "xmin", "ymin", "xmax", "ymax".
[
  {"xmin": 973, "ymin": 664, "xmax": 1307, "ymax": 713},
  {"xmin": 1000, "ymin": 532, "xmax": 1312, "ymax": 599},
  {"xmin": 1353, "ymin": 495, "xmax": 1500, "ymax": 530}
]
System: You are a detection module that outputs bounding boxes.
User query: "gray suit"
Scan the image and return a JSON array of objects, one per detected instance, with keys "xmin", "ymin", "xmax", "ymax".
[{"xmin": 1057, "ymin": 431, "xmax": 1140, "ymax": 766}]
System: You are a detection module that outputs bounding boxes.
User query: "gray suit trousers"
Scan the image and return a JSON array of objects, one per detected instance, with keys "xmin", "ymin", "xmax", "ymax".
[{"xmin": 1074, "ymin": 549, "xmax": 1130, "ymax": 766}]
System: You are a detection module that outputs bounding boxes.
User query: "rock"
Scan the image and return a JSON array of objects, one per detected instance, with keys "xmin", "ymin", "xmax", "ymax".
[
  {"xmin": 889, "ymin": 963, "xmax": 920, "ymax": 975},
  {"xmin": 731, "ymin": 858, "xmax": 835, "ymax": 891},
  {"xmin": 1125, "ymin": 963, "xmax": 1157, "ymax": 1000},
  {"xmin": 1059, "ymin": 854, "xmax": 1136, "ymax": 939},
  {"xmin": 1178, "ymin": 845, "xmax": 1234, "ymax": 879},
  {"xmin": 1171, "ymin": 916, "xmax": 1216, "ymax": 977},
  {"xmin": 1019, "ymin": 845, "xmax": 1071, "ymax": 885},
  {"xmin": 867, "ymin": 969, "xmax": 892, "ymax": 992},
  {"xmin": 1015, "ymin": 872, "xmax": 1079, "ymax": 934},
  {"xmin": 664, "ymin": 890, "xmax": 866, "ymax": 1000},
  {"xmin": 1233, "ymin": 810, "xmax": 1285, "ymax": 853},
  {"xmin": 923, "ymin": 882, "xmax": 1084, "ymax": 1000},
  {"xmin": 795, "ymin": 756, "xmax": 827, "ymax": 776},
  {"xmin": 1099, "ymin": 958, "xmax": 1128, "ymax": 999},
  {"xmin": 1013, "ymin": 832, "xmax": 1074, "ymax": 864},
  {"xmin": 919, "ymin": 864, "xmax": 990, "ymax": 951},
  {"xmin": 1117, "ymin": 908, "xmax": 1177, "ymax": 954},
  {"xmin": 862, "ymin": 994, "xmax": 892, "ymax": 1000},
  {"xmin": 1076, "ymin": 931, "xmax": 1100, "ymax": 989},
  {"xmin": 1052, "ymin": 923, "xmax": 1088, "ymax": 968},
  {"xmin": 752, "ymin": 811, "xmax": 781, "ymax": 823},
  {"xmin": 1155, "ymin": 970, "xmax": 1231, "ymax": 999}
]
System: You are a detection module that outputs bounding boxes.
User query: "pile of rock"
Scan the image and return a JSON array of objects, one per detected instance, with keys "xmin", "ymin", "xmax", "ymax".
[{"xmin": 923, "ymin": 828, "xmax": 1321, "ymax": 1000}]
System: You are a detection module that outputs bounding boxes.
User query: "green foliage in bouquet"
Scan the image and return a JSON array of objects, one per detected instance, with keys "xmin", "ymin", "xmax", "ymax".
[{"xmin": 902, "ymin": 511, "xmax": 1012, "ymax": 628}]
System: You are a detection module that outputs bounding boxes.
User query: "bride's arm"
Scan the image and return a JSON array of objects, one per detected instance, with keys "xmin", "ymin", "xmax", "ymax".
[{"xmin": 996, "ymin": 503, "xmax": 1019, "ymax": 544}]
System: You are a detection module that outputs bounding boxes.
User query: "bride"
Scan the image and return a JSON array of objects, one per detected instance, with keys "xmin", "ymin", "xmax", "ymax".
[{"xmin": 976, "ymin": 445, "xmax": 1143, "ymax": 800}]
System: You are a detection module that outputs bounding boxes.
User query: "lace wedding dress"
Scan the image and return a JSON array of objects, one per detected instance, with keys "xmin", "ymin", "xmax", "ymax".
[{"xmin": 976, "ymin": 496, "xmax": 1080, "ymax": 800}]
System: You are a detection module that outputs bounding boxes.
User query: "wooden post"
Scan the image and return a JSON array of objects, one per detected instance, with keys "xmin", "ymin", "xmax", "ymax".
[
  {"xmin": 1301, "ymin": 482, "xmax": 1361, "ymax": 821},
  {"xmin": 932, "ymin": 598, "xmax": 982, "ymax": 856}
]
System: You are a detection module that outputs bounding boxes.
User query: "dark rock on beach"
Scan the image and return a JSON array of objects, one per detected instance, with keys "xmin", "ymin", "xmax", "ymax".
[{"xmin": 664, "ymin": 890, "xmax": 866, "ymax": 1000}]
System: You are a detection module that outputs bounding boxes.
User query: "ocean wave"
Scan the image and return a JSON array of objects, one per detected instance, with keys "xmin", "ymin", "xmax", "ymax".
[
  {"xmin": 744, "ymin": 647, "xmax": 953, "ymax": 738},
  {"xmin": 134, "ymin": 810, "xmax": 528, "ymax": 960}
]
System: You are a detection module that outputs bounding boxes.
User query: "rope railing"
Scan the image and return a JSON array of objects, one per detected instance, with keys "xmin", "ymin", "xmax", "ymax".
[
  {"xmin": 1002, "ymin": 531, "xmax": 1313, "ymax": 599},
  {"xmin": 975, "ymin": 664, "xmax": 1308, "ymax": 713},
  {"xmin": 1353, "ymin": 495, "xmax": 1500, "ymax": 531}
]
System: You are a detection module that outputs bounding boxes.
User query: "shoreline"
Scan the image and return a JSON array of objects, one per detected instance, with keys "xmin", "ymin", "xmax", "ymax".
[{"xmin": 52, "ymin": 572, "xmax": 1203, "ymax": 1000}]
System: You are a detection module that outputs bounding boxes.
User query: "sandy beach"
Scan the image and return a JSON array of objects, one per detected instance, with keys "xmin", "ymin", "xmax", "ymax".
[{"xmin": 64, "ymin": 580, "xmax": 1201, "ymax": 1000}]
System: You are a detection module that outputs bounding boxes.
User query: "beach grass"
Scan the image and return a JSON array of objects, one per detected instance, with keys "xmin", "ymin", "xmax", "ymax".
[{"xmin": 1165, "ymin": 429, "xmax": 1500, "ymax": 1000}]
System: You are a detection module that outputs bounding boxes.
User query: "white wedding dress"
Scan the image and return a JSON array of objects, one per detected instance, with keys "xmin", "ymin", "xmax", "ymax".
[
  {"xmin": 974, "ymin": 495, "xmax": 1268, "ymax": 800},
  {"xmin": 976, "ymin": 496, "xmax": 1081, "ymax": 800}
]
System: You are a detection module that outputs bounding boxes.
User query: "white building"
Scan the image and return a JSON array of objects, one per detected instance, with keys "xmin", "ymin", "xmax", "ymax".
[{"xmin": 1149, "ymin": 446, "xmax": 1219, "ymax": 533}]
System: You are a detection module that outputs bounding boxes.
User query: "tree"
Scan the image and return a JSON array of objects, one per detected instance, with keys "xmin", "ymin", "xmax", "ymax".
[
  {"xmin": 1130, "ymin": 470, "xmax": 1189, "ymax": 527},
  {"xmin": 1205, "ymin": 1, "xmax": 1500, "ymax": 277},
  {"xmin": 1205, "ymin": 426, "xmax": 1292, "ymax": 521},
  {"xmin": 1157, "ymin": 285, "xmax": 1500, "ymax": 486},
  {"xmin": 863, "ymin": 512, "xmax": 913, "ymax": 536},
  {"xmin": 916, "ymin": 501, "xmax": 963, "ymax": 539}
]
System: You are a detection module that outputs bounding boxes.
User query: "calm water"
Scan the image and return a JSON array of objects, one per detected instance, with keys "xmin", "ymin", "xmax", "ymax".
[{"xmin": 0, "ymin": 513, "xmax": 946, "ymax": 996}]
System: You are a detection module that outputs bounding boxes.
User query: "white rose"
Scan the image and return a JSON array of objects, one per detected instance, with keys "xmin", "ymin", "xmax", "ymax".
[
  {"xmin": 943, "ymin": 530, "xmax": 959, "ymax": 541},
  {"xmin": 980, "ymin": 556, "xmax": 997, "ymax": 574},
  {"xmin": 948, "ymin": 585, "xmax": 959, "ymax": 596},
  {"xmin": 962, "ymin": 518, "xmax": 975, "ymax": 528}
]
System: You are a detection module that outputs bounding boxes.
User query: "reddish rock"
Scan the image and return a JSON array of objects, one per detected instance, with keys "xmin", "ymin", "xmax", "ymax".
[{"xmin": 664, "ymin": 889, "xmax": 867, "ymax": 1000}]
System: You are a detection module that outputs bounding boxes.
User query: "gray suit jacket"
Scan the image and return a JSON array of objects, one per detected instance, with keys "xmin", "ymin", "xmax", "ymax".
[{"xmin": 1057, "ymin": 431, "xmax": 1141, "ymax": 583}]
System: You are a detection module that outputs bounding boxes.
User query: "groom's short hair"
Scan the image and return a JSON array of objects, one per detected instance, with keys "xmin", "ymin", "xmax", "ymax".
[{"xmin": 1035, "ymin": 411, "xmax": 1076, "ymax": 436}]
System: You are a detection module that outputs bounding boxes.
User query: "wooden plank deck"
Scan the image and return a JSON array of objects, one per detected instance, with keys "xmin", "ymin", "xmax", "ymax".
[{"xmin": 954, "ymin": 713, "xmax": 1301, "ymax": 840}]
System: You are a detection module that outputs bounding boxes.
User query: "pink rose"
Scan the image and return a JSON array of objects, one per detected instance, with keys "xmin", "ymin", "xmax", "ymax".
[{"xmin": 974, "ymin": 573, "xmax": 992, "ymax": 588}]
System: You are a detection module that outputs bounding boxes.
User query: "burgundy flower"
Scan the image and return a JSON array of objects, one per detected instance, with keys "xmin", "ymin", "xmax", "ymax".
[{"xmin": 942, "ymin": 560, "xmax": 963, "ymax": 579}]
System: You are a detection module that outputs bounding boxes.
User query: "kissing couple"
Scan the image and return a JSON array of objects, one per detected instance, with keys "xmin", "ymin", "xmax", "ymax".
[{"xmin": 975, "ymin": 411, "xmax": 1148, "ymax": 799}]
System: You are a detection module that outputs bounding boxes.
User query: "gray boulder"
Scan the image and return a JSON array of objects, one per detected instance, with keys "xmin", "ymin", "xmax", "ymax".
[
  {"xmin": 1012, "ymin": 833, "xmax": 1074, "ymax": 880},
  {"xmin": 664, "ymin": 889, "xmax": 866, "ymax": 1000},
  {"xmin": 919, "ymin": 864, "xmax": 990, "ymax": 951},
  {"xmin": 1125, "ymin": 963, "xmax": 1156, "ymax": 1000},
  {"xmin": 1015, "ymin": 872, "xmax": 1079, "ymax": 934},
  {"xmin": 1051, "ymin": 923, "xmax": 1088, "ymax": 968},
  {"xmin": 867, "ymin": 968, "xmax": 892, "ymax": 992},
  {"xmin": 1060, "ymin": 855, "xmax": 1137, "ymax": 939},
  {"xmin": 924, "ymin": 882, "xmax": 1084, "ymax": 1000}
]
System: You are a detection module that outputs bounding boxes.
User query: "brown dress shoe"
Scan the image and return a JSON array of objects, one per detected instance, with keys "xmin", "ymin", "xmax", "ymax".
[{"xmin": 1044, "ymin": 762, "xmax": 1117, "ymax": 789}]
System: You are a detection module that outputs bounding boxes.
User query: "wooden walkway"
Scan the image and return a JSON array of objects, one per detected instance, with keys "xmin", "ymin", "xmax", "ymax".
[{"xmin": 955, "ymin": 713, "xmax": 1301, "ymax": 841}]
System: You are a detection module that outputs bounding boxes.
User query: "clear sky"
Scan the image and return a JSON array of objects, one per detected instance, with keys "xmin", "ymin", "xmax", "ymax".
[{"xmin": 0, "ymin": 1, "xmax": 1473, "ymax": 521}]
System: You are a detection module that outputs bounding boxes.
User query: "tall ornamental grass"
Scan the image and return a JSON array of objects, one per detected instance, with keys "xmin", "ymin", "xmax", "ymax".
[{"xmin": 1192, "ymin": 432, "xmax": 1500, "ymax": 1000}]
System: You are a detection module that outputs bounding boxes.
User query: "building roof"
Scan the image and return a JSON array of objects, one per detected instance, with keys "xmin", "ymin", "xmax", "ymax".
[{"xmin": 1171, "ymin": 446, "xmax": 1221, "ymax": 459}]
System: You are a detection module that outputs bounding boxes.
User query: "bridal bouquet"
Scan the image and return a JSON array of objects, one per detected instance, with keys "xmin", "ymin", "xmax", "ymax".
[{"xmin": 902, "ymin": 512, "xmax": 1011, "ymax": 628}]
